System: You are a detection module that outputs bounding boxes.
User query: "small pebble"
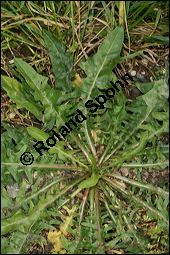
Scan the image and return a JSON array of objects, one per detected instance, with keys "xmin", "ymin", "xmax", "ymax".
[
  {"xmin": 26, "ymin": 184, "xmax": 31, "ymax": 190},
  {"xmin": 6, "ymin": 183, "xmax": 19, "ymax": 199},
  {"xmin": 9, "ymin": 112, "xmax": 16, "ymax": 119},
  {"xmin": 130, "ymin": 70, "xmax": 136, "ymax": 76},
  {"xmin": 120, "ymin": 167, "xmax": 129, "ymax": 176},
  {"xmin": 142, "ymin": 58, "xmax": 149, "ymax": 65}
]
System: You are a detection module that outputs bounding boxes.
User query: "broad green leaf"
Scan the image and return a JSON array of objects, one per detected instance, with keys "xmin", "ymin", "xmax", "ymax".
[
  {"xmin": 78, "ymin": 172, "xmax": 102, "ymax": 189},
  {"xmin": 1, "ymin": 76, "xmax": 43, "ymax": 121},
  {"xmin": 43, "ymin": 30, "xmax": 75, "ymax": 92},
  {"xmin": 27, "ymin": 127, "xmax": 49, "ymax": 143},
  {"xmin": 139, "ymin": 79, "xmax": 169, "ymax": 107}
]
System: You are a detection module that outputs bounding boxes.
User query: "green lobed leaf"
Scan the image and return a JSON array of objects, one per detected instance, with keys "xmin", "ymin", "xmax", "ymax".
[
  {"xmin": 1, "ymin": 200, "xmax": 43, "ymax": 235},
  {"xmin": 14, "ymin": 58, "xmax": 65, "ymax": 130},
  {"xmin": 72, "ymin": 26, "xmax": 124, "ymax": 105}
]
